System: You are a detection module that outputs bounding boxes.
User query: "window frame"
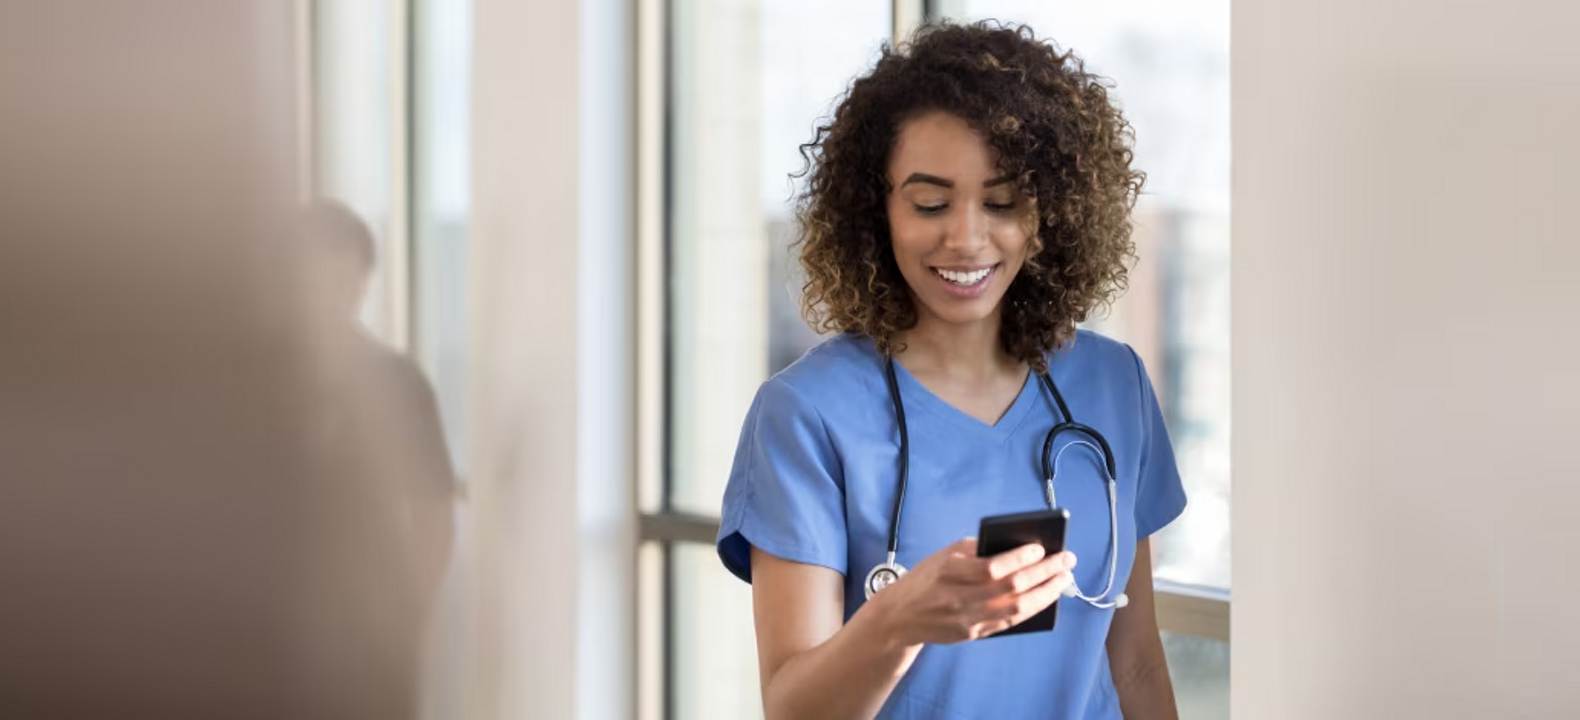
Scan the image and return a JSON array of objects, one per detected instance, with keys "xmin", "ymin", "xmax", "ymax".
[{"xmin": 634, "ymin": 1, "xmax": 1229, "ymax": 718}]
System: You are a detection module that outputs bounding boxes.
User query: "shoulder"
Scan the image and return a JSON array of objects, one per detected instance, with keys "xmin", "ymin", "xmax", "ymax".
[
  {"xmin": 1051, "ymin": 329, "xmax": 1143, "ymax": 375},
  {"xmin": 757, "ymin": 334, "xmax": 885, "ymax": 414},
  {"xmin": 359, "ymin": 335, "xmax": 440, "ymax": 406},
  {"xmin": 1048, "ymin": 328, "xmax": 1155, "ymax": 402}
]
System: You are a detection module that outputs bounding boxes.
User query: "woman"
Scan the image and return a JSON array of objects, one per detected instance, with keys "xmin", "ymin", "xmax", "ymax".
[{"xmin": 716, "ymin": 21, "xmax": 1187, "ymax": 720}]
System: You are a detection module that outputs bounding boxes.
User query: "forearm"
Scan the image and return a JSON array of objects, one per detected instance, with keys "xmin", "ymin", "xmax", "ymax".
[
  {"xmin": 1106, "ymin": 539, "xmax": 1178, "ymax": 719},
  {"xmin": 763, "ymin": 599, "xmax": 921, "ymax": 720},
  {"xmin": 1111, "ymin": 653, "xmax": 1179, "ymax": 720}
]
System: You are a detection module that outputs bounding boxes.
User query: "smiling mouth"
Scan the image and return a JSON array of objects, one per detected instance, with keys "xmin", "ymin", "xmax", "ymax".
[{"xmin": 931, "ymin": 264, "xmax": 998, "ymax": 287}]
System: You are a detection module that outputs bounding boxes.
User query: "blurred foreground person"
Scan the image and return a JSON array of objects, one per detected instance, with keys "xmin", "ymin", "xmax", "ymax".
[{"xmin": 0, "ymin": 3, "xmax": 451, "ymax": 718}]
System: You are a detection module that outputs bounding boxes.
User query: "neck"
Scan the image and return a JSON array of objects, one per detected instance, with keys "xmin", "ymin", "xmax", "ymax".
[{"xmin": 893, "ymin": 309, "xmax": 1018, "ymax": 381}]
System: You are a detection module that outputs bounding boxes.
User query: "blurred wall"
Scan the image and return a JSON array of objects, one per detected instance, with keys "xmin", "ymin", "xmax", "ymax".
[{"xmin": 1234, "ymin": 0, "xmax": 1580, "ymax": 716}]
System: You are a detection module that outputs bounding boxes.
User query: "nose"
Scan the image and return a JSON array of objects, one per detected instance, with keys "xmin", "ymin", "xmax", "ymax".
[{"xmin": 944, "ymin": 203, "xmax": 990, "ymax": 252}]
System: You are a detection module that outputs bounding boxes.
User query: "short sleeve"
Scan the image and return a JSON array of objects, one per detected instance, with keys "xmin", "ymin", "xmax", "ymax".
[
  {"xmin": 716, "ymin": 378, "xmax": 847, "ymax": 584},
  {"xmin": 1129, "ymin": 346, "xmax": 1188, "ymax": 539}
]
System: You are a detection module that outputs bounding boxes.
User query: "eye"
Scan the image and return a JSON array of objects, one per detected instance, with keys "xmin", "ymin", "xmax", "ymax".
[
  {"xmin": 984, "ymin": 202, "xmax": 1017, "ymax": 214},
  {"xmin": 914, "ymin": 203, "xmax": 948, "ymax": 215}
]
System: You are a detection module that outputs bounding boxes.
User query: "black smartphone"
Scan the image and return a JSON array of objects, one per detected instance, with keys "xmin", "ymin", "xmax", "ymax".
[{"xmin": 976, "ymin": 508, "xmax": 1070, "ymax": 636}]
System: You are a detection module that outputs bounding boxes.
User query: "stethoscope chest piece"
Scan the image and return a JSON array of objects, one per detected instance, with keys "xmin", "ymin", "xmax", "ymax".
[{"xmin": 864, "ymin": 559, "xmax": 906, "ymax": 600}]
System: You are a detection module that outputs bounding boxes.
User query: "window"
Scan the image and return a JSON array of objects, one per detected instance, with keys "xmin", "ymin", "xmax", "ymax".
[
  {"xmin": 640, "ymin": 1, "xmax": 1229, "ymax": 719},
  {"xmin": 412, "ymin": 0, "xmax": 472, "ymax": 475},
  {"xmin": 411, "ymin": 3, "xmax": 473, "ymax": 719}
]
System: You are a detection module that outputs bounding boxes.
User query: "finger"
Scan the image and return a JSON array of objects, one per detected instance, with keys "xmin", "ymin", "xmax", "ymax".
[
  {"xmin": 966, "ymin": 551, "xmax": 1075, "ymax": 604},
  {"xmin": 975, "ymin": 616, "xmax": 1016, "ymax": 640},
  {"xmin": 1025, "ymin": 562, "xmax": 1076, "ymax": 603},
  {"xmin": 1001, "ymin": 551, "xmax": 1072, "ymax": 594},
  {"xmin": 1005, "ymin": 576, "xmax": 1065, "ymax": 625},
  {"xmin": 972, "ymin": 555, "xmax": 1057, "ymax": 602},
  {"xmin": 975, "ymin": 554, "xmax": 1078, "ymax": 617},
  {"xmin": 985, "ymin": 568, "xmax": 1072, "ymax": 625},
  {"xmin": 985, "ymin": 543, "xmax": 1046, "ymax": 581}
]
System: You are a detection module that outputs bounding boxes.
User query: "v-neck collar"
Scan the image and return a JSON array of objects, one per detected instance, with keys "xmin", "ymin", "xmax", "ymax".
[{"xmin": 889, "ymin": 357, "xmax": 1041, "ymax": 444}]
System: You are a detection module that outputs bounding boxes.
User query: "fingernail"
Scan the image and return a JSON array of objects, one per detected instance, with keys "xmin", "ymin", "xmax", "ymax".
[{"xmin": 1026, "ymin": 545, "xmax": 1046, "ymax": 562}]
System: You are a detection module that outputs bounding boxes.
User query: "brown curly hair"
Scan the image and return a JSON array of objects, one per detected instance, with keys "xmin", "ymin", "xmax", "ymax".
[{"xmin": 793, "ymin": 21, "xmax": 1145, "ymax": 371}]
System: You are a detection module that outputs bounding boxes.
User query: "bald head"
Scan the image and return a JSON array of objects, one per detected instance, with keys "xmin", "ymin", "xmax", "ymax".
[{"xmin": 300, "ymin": 200, "xmax": 376, "ymax": 320}]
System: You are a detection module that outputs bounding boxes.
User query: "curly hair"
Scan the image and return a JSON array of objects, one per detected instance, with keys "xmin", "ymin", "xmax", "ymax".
[{"xmin": 793, "ymin": 21, "xmax": 1144, "ymax": 371}]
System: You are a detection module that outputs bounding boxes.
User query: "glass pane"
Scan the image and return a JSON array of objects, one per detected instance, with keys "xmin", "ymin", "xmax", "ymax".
[
  {"xmin": 953, "ymin": 0, "xmax": 1232, "ymax": 590},
  {"xmin": 410, "ymin": 3, "xmax": 473, "ymax": 720},
  {"xmin": 674, "ymin": 542, "xmax": 764, "ymax": 720},
  {"xmin": 313, "ymin": 0, "xmax": 397, "ymax": 338},
  {"xmin": 413, "ymin": 0, "xmax": 472, "ymax": 474},
  {"xmin": 1162, "ymin": 631, "xmax": 1230, "ymax": 720},
  {"xmin": 668, "ymin": 0, "xmax": 892, "ymax": 516}
]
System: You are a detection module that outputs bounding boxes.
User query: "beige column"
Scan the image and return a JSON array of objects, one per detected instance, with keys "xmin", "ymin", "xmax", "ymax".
[
  {"xmin": 1234, "ymin": 0, "xmax": 1580, "ymax": 716},
  {"xmin": 467, "ymin": 0, "xmax": 635, "ymax": 717}
]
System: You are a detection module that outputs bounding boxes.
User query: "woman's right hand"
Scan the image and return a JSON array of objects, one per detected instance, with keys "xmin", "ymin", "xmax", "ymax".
[{"xmin": 867, "ymin": 539, "xmax": 1077, "ymax": 646}]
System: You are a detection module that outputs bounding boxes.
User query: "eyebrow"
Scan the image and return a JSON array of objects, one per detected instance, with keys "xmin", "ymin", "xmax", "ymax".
[
  {"xmin": 900, "ymin": 173, "xmax": 952, "ymax": 188},
  {"xmin": 900, "ymin": 173, "xmax": 1017, "ymax": 189}
]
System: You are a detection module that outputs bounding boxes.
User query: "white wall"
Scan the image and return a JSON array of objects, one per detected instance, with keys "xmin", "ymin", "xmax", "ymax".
[
  {"xmin": 1233, "ymin": 0, "xmax": 1580, "ymax": 716},
  {"xmin": 467, "ymin": 0, "xmax": 634, "ymax": 717}
]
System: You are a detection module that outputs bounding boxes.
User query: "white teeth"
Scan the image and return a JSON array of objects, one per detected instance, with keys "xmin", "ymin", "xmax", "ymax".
[{"xmin": 935, "ymin": 267, "xmax": 991, "ymax": 285}]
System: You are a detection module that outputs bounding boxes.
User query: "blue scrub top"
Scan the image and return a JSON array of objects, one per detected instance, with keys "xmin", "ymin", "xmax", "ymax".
[{"xmin": 716, "ymin": 331, "xmax": 1188, "ymax": 719}]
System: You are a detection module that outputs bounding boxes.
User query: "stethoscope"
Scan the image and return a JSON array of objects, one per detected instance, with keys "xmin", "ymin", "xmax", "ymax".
[{"xmin": 863, "ymin": 358, "xmax": 1130, "ymax": 610}]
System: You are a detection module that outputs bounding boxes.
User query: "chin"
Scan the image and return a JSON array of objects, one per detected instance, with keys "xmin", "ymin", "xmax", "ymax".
[{"xmin": 917, "ymin": 297, "xmax": 1004, "ymax": 327}]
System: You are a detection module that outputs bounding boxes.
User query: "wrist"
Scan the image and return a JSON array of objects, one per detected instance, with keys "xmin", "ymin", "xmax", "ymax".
[{"xmin": 854, "ymin": 589, "xmax": 918, "ymax": 656}]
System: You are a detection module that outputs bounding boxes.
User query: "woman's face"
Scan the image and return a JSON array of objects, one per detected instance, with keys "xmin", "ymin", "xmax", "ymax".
[{"xmin": 885, "ymin": 111, "xmax": 1033, "ymax": 331}]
